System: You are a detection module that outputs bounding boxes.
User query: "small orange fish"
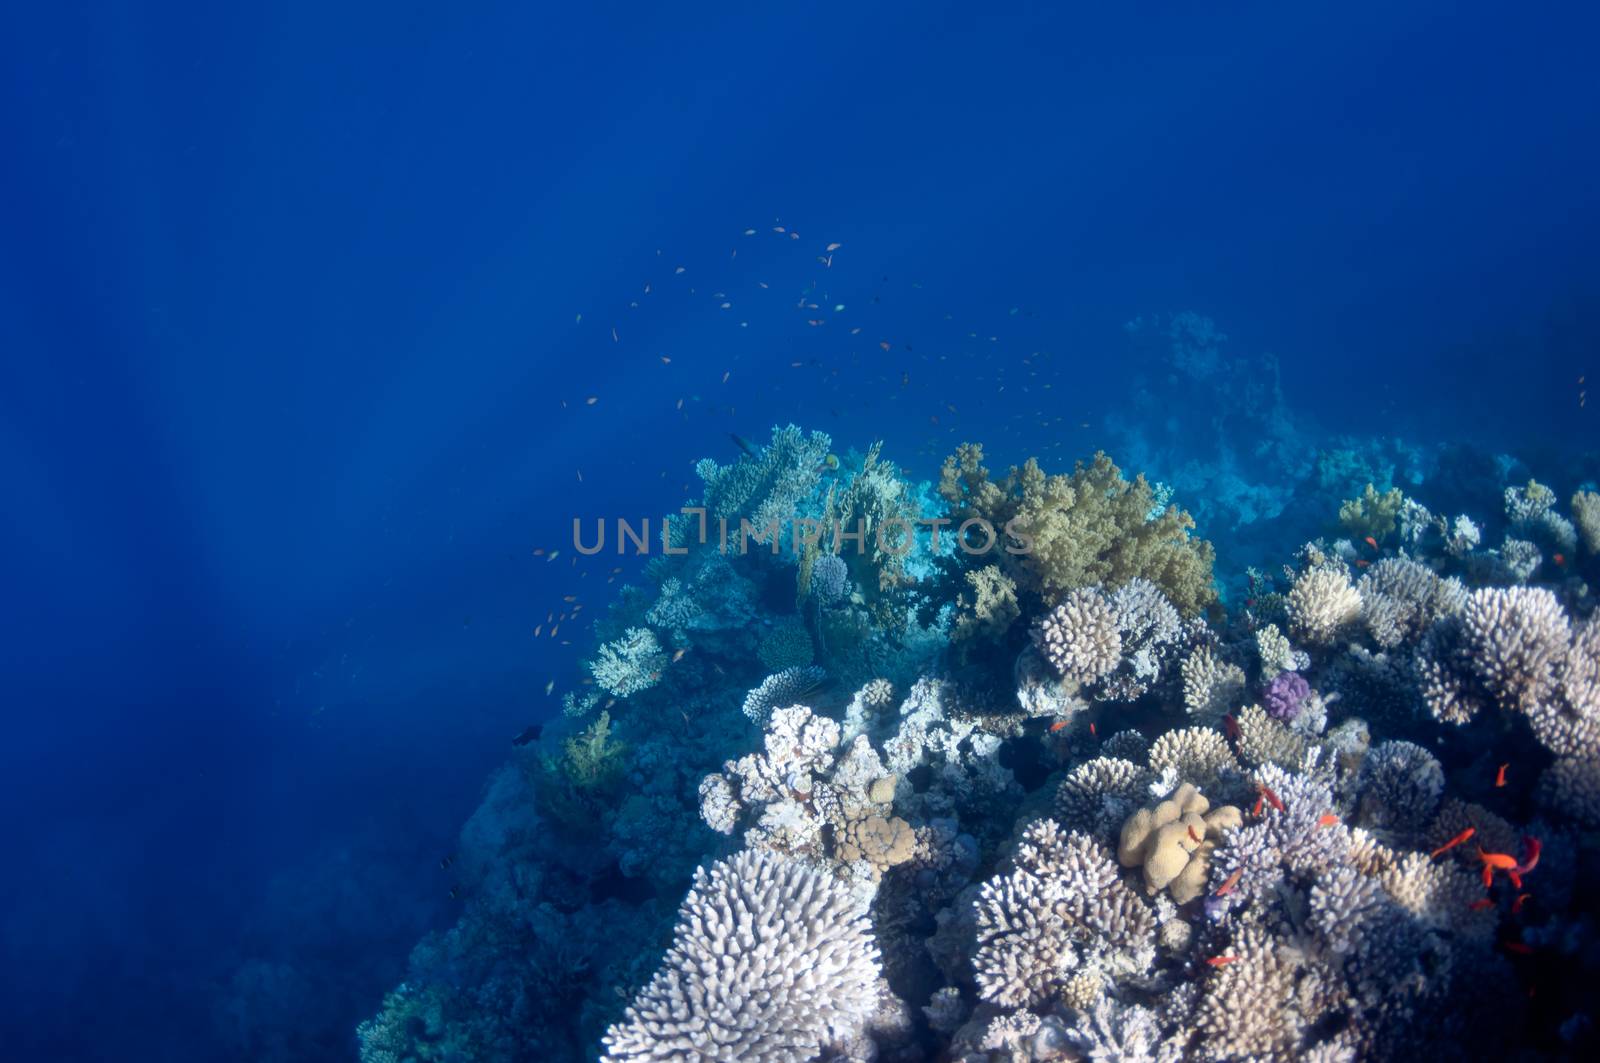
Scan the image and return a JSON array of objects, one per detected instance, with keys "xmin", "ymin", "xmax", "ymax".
[
  {"xmin": 1216, "ymin": 867, "xmax": 1244, "ymax": 897},
  {"xmin": 1495, "ymin": 762, "xmax": 1508, "ymax": 787},
  {"xmin": 1502, "ymin": 940, "xmax": 1534, "ymax": 956},
  {"xmin": 1251, "ymin": 794, "xmax": 1264, "ymax": 817},
  {"xmin": 1222, "ymin": 714, "xmax": 1240, "ymax": 742},
  {"xmin": 1205, "ymin": 955, "xmax": 1240, "ymax": 967},
  {"xmin": 1188, "ymin": 825, "xmax": 1203, "ymax": 844},
  {"xmin": 1553, "ymin": 553, "xmax": 1566, "ymax": 566},
  {"xmin": 1317, "ymin": 813, "xmax": 1340, "ymax": 828},
  {"xmin": 1364, "ymin": 535, "xmax": 1379, "ymax": 550},
  {"xmin": 1512, "ymin": 893, "xmax": 1532, "ymax": 914},
  {"xmin": 1430, "ymin": 827, "xmax": 1474, "ymax": 859},
  {"xmin": 1478, "ymin": 848, "xmax": 1519, "ymax": 870},
  {"xmin": 1467, "ymin": 898, "xmax": 1495, "ymax": 911},
  {"xmin": 1089, "ymin": 722, "xmax": 1097, "ymax": 739},
  {"xmin": 1354, "ymin": 558, "xmax": 1370, "ymax": 568},
  {"xmin": 1049, "ymin": 720, "xmax": 1069, "ymax": 733},
  {"xmin": 1257, "ymin": 784, "xmax": 1285, "ymax": 812}
]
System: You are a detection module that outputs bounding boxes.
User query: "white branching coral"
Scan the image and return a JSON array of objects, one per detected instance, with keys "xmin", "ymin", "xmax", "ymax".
[
  {"xmin": 1232, "ymin": 702, "xmax": 1308, "ymax": 770},
  {"xmin": 602, "ymin": 849, "xmax": 882, "ymax": 1061},
  {"xmin": 973, "ymin": 821, "xmax": 1155, "ymax": 1008},
  {"xmin": 589, "ymin": 627, "xmax": 668, "ymax": 697},
  {"xmin": 741, "ymin": 665, "xmax": 827, "ymax": 724},
  {"xmin": 1147, "ymin": 726, "xmax": 1239, "ymax": 789},
  {"xmin": 1356, "ymin": 740, "xmax": 1444, "ymax": 836},
  {"xmin": 1180, "ymin": 645, "xmax": 1245, "ymax": 721},
  {"xmin": 1287, "ymin": 566, "xmax": 1362, "ymax": 646},
  {"xmin": 1034, "ymin": 588, "xmax": 1123, "ymax": 685},
  {"xmin": 1255, "ymin": 622, "xmax": 1307, "ymax": 676},
  {"xmin": 1055, "ymin": 756, "xmax": 1155, "ymax": 835},
  {"xmin": 1356, "ymin": 557, "xmax": 1465, "ymax": 649}
]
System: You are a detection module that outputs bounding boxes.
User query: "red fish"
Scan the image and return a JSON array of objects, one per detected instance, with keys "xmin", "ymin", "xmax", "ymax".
[
  {"xmin": 1257, "ymin": 783, "xmax": 1285, "ymax": 813},
  {"xmin": 1355, "ymin": 559, "xmax": 1371, "ymax": 568},
  {"xmin": 1188, "ymin": 825, "xmax": 1203, "ymax": 844},
  {"xmin": 1494, "ymin": 762, "xmax": 1508, "ymax": 788},
  {"xmin": 1251, "ymin": 794, "xmax": 1264, "ymax": 817},
  {"xmin": 1205, "ymin": 955, "xmax": 1240, "ymax": 967},
  {"xmin": 1049, "ymin": 720, "xmax": 1069, "ymax": 733},
  {"xmin": 1467, "ymin": 898, "xmax": 1495, "ymax": 911},
  {"xmin": 1554, "ymin": 553, "xmax": 1567, "ymax": 567},
  {"xmin": 1502, "ymin": 941, "xmax": 1534, "ymax": 956},
  {"xmin": 1364, "ymin": 535, "xmax": 1379, "ymax": 551},
  {"xmin": 1479, "ymin": 847, "xmax": 1519, "ymax": 888},
  {"xmin": 1317, "ymin": 813, "xmax": 1340, "ymax": 828},
  {"xmin": 1514, "ymin": 835, "xmax": 1541, "ymax": 876},
  {"xmin": 1216, "ymin": 867, "xmax": 1244, "ymax": 897},
  {"xmin": 1222, "ymin": 714, "xmax": 1240, "ymax": 742},
  {"xmin": 1429, "ymin": 827, "xmax": 1474, "ymax": 859},
  {"xmin": 1090, "ymin": 722, "xmax": 1098, "ymax": 739}
]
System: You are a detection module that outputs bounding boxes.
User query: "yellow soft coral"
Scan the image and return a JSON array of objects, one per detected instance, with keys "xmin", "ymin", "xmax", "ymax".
[
  {"xmin": 937, "ymin": 445, "xmax": 1217, "ymax": 615},
  {"xmin": 1338, "ymin": 482, "xmax": 1404, "ymax": 541}
]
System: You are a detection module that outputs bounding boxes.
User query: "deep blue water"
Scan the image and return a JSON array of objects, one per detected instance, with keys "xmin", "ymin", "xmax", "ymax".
[{"xmin": 4, "ymin": 2, "xmax": 1598, "ymax": 1059}]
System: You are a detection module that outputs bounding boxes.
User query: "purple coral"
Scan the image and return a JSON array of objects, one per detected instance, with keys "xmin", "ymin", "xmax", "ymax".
[{"xmin": 1262, "ymin": 671, "xmax": 1311, "ymax": 721}]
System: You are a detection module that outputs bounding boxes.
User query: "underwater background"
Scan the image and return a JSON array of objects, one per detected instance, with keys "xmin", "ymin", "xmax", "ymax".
[{"xmin": 4, "ymin": 1, "xmax": 1600, "ymax": 1060}]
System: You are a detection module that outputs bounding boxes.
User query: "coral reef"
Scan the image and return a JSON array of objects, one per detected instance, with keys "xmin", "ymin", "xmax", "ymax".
[{"xmin": 363, "ymin": 429, "xmax": 1600, "ymax": 1062}]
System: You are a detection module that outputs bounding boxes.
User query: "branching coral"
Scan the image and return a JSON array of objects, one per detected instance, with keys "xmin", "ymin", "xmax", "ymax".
[
  {"xmin": 694, "ymin": 424, "xmax": 831, "ymax": 547},
  {"xmin": 973, "ymin": 820, "xmax": 1155, "ymax": 1007},
  {"xmin": 1180, "ymin": 645, "xmax": 1245, "ymax": 721},
  {"xmin": 589, "ymin": 627, "xmax": 668, "ymax": 697},
  {"xmin": 1287, "ymin": 566, "xmax": 1361, "ymax": 646},
  {"xmin": 602, "ymin": 849, "xmax": 883, "ymax": 1061},
  {"xmin": 937, "ymin": 445, "xmax": 1217, "ymax": 615},
  {"xmin": 1034, "ymin": 587, "xmax": 1123, "ymax": 685},
  {"xmin": 756, "ymin": 615, "xmax": 814, "ymax": 672},
  {"xmin": 740, "ymin": 665, "xmax": 827, "ymax": 724}
]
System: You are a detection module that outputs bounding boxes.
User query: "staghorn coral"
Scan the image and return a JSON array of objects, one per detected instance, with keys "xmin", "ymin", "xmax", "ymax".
[
  {"xmin": 1506, "ymin": 479, "xmax": 1578, "ymax": 553},
  {"xmin": 601, "ymin": 849, "xmax": 883, "ymax": 1061},
  {"xmin": 589, "ymin": 627, "xmax": 669, "ymax": 698},
  {"xmin": 1287, "ymin": 566, "xmax": 1362, "ymax": 646},
  {"xmin": 937, "ymin": 444, "xmax": 1217, "ymax": 615},
  {"xmin": 1034, "ymin": 587, "xmax": 1123, "ymax": 685}
]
